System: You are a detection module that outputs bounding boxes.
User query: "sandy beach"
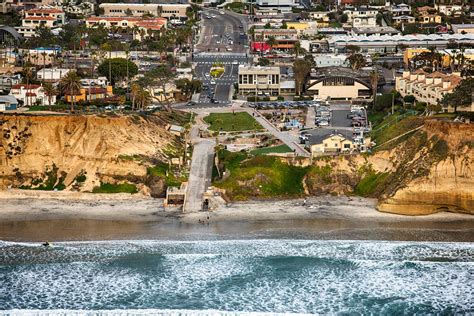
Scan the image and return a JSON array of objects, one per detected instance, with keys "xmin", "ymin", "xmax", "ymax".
[{"xmin": 0, "ymin": 189, "xmax": 473, "ymax": 242}]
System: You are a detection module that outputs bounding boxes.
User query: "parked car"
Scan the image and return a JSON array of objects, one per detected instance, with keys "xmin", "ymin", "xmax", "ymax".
[{"xmin": 186, "ymin": 101, "xmax": 196, "ymax": 106}]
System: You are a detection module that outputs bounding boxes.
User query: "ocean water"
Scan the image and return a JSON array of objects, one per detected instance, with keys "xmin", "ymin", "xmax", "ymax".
[{"xmin": 1, "ymin": 239, "xmax": 473, "ymax": 315}]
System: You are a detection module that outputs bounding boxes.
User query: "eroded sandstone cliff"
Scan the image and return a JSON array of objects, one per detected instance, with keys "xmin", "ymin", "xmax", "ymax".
[
  {"xmin": 305, "ymin": 120, "xmax": 473, "ymax": 215},
  {"xmin": 0, "ymin": 113, "xmax": 186, "ymax": 196}
]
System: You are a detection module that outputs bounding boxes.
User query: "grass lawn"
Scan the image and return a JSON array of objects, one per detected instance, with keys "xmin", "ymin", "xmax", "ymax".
[
  {"xmin": 251, "ymin": 144, "xmax": 292, "ymax": 156},
  {"xmin": 204, "ymin": 112, "xmax": 263, "ymax": 132},
  {"xmin": 92, "ymin": 182, "xmax": 138, "ymax": 194}
]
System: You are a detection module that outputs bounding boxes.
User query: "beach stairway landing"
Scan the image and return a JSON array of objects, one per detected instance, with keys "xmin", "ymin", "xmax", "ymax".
[{"xmin": 184, "ymin": 138, "xmax": 216, "ymax": 212}]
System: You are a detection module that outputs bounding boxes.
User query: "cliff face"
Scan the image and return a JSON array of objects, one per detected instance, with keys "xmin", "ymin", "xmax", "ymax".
[
  {"xmin": 305, "ymin": 120, "xmax": 473, "ymax": 215},
  {"xmin": 0, "ymin": 113, "xmax": 183, "ymax": 195}
]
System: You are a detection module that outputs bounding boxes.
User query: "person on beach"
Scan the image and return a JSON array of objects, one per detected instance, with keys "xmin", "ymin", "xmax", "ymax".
[{"xmin": 303, "ymin": 199, "xmax": 307, "ymax": 207}]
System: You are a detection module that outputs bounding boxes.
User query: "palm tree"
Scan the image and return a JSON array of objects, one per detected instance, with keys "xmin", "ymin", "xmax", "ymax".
[
  {"xmin": 369, "ymin": 69, "xmax": 379, "ymax": 112},
  {"xmin": 22, "ymin": 65, "xmax": 33, "ymax": 107},
  {"xmin": 293, "ymin": 41, "xmax": 306, "ymax": 59},
  {"xmin": 101, "ymin": 42, "xmax": 112, "ymax": 85},
  {"xmin": 61, "ymin": 71, "xmax": 82, "ymax": 112},
  {"xmin": 42, "ymin": 82, "xmax": 57, "ymax": 106}
]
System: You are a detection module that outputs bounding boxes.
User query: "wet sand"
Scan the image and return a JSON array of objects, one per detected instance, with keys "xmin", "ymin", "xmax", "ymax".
[{"xmin": 0, "ymin": 190, "xmax": 473, "ymax": 242}]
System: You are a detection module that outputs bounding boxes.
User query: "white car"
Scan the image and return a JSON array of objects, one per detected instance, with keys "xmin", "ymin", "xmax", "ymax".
[
  {"xmin": 210, "ymin": 79, "xmax": 216, "ymax": 85},
  {"xmin": 204, "ymin": 73, "xmax": 210, "ymax": 78},
  {"xmin": 232, "ymin": 60, "xmax": 239, "ymax": 65},
  {"xmin": 226, "ymin": 47, "xmax": 232, "ymax": 51},
  {"xmin": 220, "ymin": 11, "xmax": 225, "ymax": 15}
]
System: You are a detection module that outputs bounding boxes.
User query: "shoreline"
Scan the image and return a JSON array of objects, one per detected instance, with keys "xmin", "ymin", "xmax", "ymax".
[{"xmin": 0, "ymin": 190, "xmax": 473, "ymax": 242}]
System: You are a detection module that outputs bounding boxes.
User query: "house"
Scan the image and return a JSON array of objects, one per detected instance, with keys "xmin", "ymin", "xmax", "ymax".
[
  {"xmin": 434, "ymin": 4, "xmax": 465, "ymax": 16},
  {"xmin": 99, "ymin": 3, "xmax": 190, "ymax": 20},
  {"xmin": 306, "ymin": 129, "xmax": 369, "ymax": 157},
  {"xmin": 389, "ymin": 3, "xmax": 411, "ymax": 16},
  {"xmin": 343, "ymin": 7, "xmax": 378, "ymax": 27},
  {"xmin": 238, "ymin": 65, "xmax": 281, "ymax": 96},
  {"xmin": 16, "ymin": 7, "xmax": 65, "ymax": 38},
  {"xmin": 65, "ymin": 86, "xmax": 113, "ymax": 103},
  {"xmin": 0, "ymin": 95, "xmax": 18, "ymax": 111},
  {"xmin": 306, "ymin": 67, "xmax": 384, "ymax": 101},
  {"xmin": 10, "ymin": 84, "xmax": 54, "ymax": 106},
  {"xmin": 392, "ymin": 15, "xmax": 416, "ymax": 24},
  {"xmin": 62, "ymin": 1, "xmax": 95, "ymax": 17},
  {"xmin": 395, "ymin": 70, "xmax": 472, "ymax": 112},
  {"xmin": 26, "ymin": 47, "xmax": 61, "ymax": 66},
  {"xmin": 419, "ymin": 13, "xmax": 442, "ymax": 24},
  {"xmin": 252, "ymin": 28, "xmax": 298, "ymax": 51},
  {"xmin": 313, "ymin": 54, "xmax": 348, "ymax": 68}
]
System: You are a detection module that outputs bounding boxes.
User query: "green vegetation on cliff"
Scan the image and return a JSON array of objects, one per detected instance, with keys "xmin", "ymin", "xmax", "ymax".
[
  {"xmin": 92, "ymin": 182, "xmax": 138, "ymax": 194},
  {"xmin": 214, "ymin": 149, "xmax": 307, "ymax": 200}
]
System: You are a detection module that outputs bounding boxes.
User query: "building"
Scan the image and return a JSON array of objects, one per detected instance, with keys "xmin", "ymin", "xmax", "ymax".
[
  {"xmin": 238, "ymin": 65, "xmax": 280, "ymax": 96},
  {"xmin": 255, "ymin": 0, "xmax": 298, "ymax": 12},
  {"xmin": 419, "ymin": 13, "xmax": 442, "ymax": 24},
  {"xmin": 313, "ymin": 54, "xmax": 348, "ymax": 68},
  {"xmin": 351, "ymin": 26, "xmax": 400, "ymax": 37},
  {"xmin": 395, "ymin": 70, "xmax": 466, "ymax": 111},
  {"xmin": 328, "ymin": 33, "xmax": 474, "ymax": 54},
  {"xmin": 307, "ymin": 129, "xmax": 368, "ymax": 157},
  {"xmin": 389, "ymin": 3, "xmax": 411, "ymax": 16},
  {"xmin": 36, "ymin": 68, "xmax": 71, "ymax": 82},
  {"xmin": 0, "ymin": 95, "xmax": 18, "ymax": 111},
  {"xmin": 85, "ymin": 16, "xmax": 167, "ymax": 39},
  {"xmin": 392, "ymin": 15, "xmax": 415, "ymax": 24},
  {"xmin": 26, "ymin": 47, "xmax": 61, "ymax": 66},
  {"xmin": 451, "ymin": 24, "xmax": 474, "ymax": 34},
  {"xmin": 306, "ymin": 67, "xmax": 383, "ymax": 101},
  {"xmin": 403, "ymin": 48, "xmax": 474, "ymax": 68},
  {"xmin": 16, "ymin": 7, "xmax": 65, "ymax": 38},
  {"xmin": 10, "ymin": 83, "xmax": 54, "ymax": 106},
  {"xmin": 65, "ymin": 86, "xmax": 113, "ymax": 103},
  {"xmin": 343, "ymin": 7, "xmax": 378, "ymax": 23},
  {"xmin": 253, "ymin": 28, "xmax": 298, "ymax": 51},
  {"xmin": 434, "ymin": 4, "xmax": 465, "ymax": 16},
  {"xmin": 62, "ymin": 1, "xmax": 95, "ymax": 17},
  {"xmin": 99, "ymin": 3, "xmax": 190, "ymax": 19},
  {"xmin": 13, "ymin": 0, "xmax": 55, "ymax": 10}
]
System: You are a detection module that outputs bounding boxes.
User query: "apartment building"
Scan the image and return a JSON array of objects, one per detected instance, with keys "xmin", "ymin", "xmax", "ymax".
[
  {"xmin": 238, "ymin": 65, "xmax": 281, "ymax": 96},
  {"xmin": 99, "ymin": 3, "xmax": 190, "ymax": 19},
  {"xmin": 253, "ymin": 28, "xmax": 298, "ymax": 50},
  {"xmin": 451, "ymin": 24, "xmax": 474, "ymax": 34},
  {"xmin": 395, "ymin": 70, "xmax": 466, "ymax": 111},
  {"xmin": 255, "ymin": 0, "xmax": 298, "ymax": 12},
  {"xmin": 16, "ymin": 7, "xmax": 65, "ymax": 38}
]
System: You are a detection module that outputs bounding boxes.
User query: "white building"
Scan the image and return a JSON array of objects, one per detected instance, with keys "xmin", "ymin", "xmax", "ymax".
[
  {"xmin": 255, "ymin": 0, "xmax": 298, "ymax": 12},
  {"xmin": 36, "ymin": 68, "xmax": 71, "ymax": 83},
  {"xmin": 313, "ymin": 54, "xmax": 348, "ymax": 68},
  {"xmin": 389, "ymin": 3, "xmax": 411, "ymax": 16},
  {"xmin": 343, "ymin": 7, "xmax": 378, "ymax": 27},
  {"xmin": 10, "ymin": 83, "xmax": 56, "ymax": 106},
  {"xmin": 16, "ymin": 7, "xmax": 65, "ymax": 38},
  {"xmin": 434, "ymin": 3, "xmax": 465, "ymax": 16}
]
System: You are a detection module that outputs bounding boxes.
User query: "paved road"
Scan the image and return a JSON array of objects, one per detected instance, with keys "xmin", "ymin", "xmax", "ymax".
[
  {"xmin": 305, "ymin": 107, "xmax": 316, "ymax": 128},
  {"xmin": 192, "ymin": 8, "xmax": 249, "ymax": 105},
  {"xmin": 184, "ymin": 138, "xmax": 215, "ymax": 212}
]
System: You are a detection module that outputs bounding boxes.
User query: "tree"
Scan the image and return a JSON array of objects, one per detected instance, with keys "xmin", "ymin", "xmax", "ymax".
[
  {"xmin": 441, "ymin": 78, "xmax": 474, "ymax": 113},
  {"xmin": 304, "ymin": 54, "xmax": 316, "ymax": 68},
  {"xmin": 21, "ymin": 65, "xmax": 34, "ymax": 107},
  {"xmin": 348, "ymin": 53, "xmax": 366, "ymax": 70},
  {"xmin": 292, "ymin": 41, "xmax": 306, "ymax": 59},
  {"xmin": 60, "ymin": 71, "xmax": 82, "ymax": 112},
  {"xmin": 42, "ymin": 82, "xmax": 57, "ymax": 106},
  {"xmin": 257, "ymin": 56, "xmax": 271, "ymax": 66},
  {"xmin": 340, "ymin": 13, "xmax": 348, "ymax": 23},
  {"xmin": 266, "ymin": 36, "xmax": 277, "ymax": 52},
  {"xmin": 143, "ymin": 64, "xmax": 176, "ymax": 111},
  {"xmin": 87, "ymin": 25, "xmax": 108, "ymax": 47},
  {"xmin": 346, "ymin": 45, "xmax": 361, "ymax": 54},
  {"xmin": 97, "ymin": 58, "xmax": 138, "ymax": 86},
  {"xmin": 293, "ymin": 60, "xmax": 312, "ymax": 96},
  {"xmin": 175, "ymin": 78, "xmax": 202, "ymax": 99},
  {"xmin": 369, "ymin": 69, "xmax": 379, "ymax": 112}
]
